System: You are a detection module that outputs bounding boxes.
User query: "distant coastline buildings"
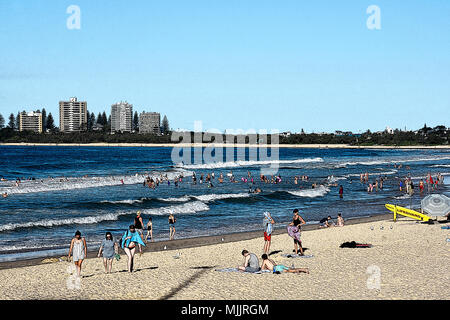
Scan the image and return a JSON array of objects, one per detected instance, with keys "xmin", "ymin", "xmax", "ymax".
[
  {"xmin": 139, "ymin": 111, "xmax": 161, "ymax": 135},
  {"xmin": 19, "ymin": 111, "xmax": 42, "ymax": 133},
  {"xmin": 111, "ymin": 101, "xmax": 133, "ymax": 133},
  {"xmin": 59, "ymin": 97, "xmax": 88, "ymax": 133}
]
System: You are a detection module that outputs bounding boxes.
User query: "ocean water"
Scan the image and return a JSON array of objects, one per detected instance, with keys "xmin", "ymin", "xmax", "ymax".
[{"xmin": 0, "ymin": 146, "xmax": 449, "ymax": 262}]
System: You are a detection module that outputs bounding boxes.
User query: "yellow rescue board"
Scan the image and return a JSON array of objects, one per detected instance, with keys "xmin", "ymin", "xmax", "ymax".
[{"xmin": 385, "ymin": 204, "xmax": 430, "ymax": 222}]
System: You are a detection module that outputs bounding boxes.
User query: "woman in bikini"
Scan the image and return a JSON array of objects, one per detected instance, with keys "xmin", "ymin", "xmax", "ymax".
[{"xmin": 288, "ymin": 209, "xmax": 305, "ymax": 255}]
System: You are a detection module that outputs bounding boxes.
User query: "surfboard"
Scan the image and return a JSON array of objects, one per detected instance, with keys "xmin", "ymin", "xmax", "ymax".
[{"xmin": 385, "ymin": 204, "xmax": 430, "ymax": 222}]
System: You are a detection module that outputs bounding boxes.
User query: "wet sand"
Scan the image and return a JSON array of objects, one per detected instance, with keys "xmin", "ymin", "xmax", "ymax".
[{"xmin": 0, "ymin": 214, "xmax": 448, "ymax": 300}]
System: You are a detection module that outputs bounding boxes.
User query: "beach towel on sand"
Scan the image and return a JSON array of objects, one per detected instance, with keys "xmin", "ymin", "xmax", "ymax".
[
  {"xmin": 281, "ymin": 254, "xmax": 314, "ymax": 258},
  {"xmin": 340, "ymin": 241, "xmax": 372, "ymax": 248},
  {"xmin": 215, "ymin": 268, "xmax": 271, "ymax": 274}
]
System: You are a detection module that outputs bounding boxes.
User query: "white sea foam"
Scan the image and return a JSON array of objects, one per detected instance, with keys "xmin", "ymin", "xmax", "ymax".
[
  {"xmin": 430, "ymin": 164, "xmax": 450, "ymax": 168},
  {"xmin": 288, "ymin": 186, "xmax": 330, "ymax": 198},
  {"xmin": 158, "ymin": 196, "xmax": 191, "ymax": 203},
  {"xmin": 0, "ymin": 211, "xmax": 132, "ymax": 232},
  {"xmin": 176, "ymin": 157, "xmax": 324, "ymax": 169},
  {"xmin": 344, "ymin": 170, "xmax": 398, "ymax": 178},
  {"xmin": 0, "ymin": 169, "xmax": 193, "ymax": 195},
  {"xmin": 158, "ymin": 193, "xmax": 251, "ymax": 203},
  {"xmin": 142, "ymin": 201, "xmax": 210, "ymax": 215},
  {"xmin": 340, "ymin": 155, "xmax": 450, "ymax": 167},
  {"xmin": 394, "ymin": 194, "xmax": 411, "ymax": 200},
  {"xmin": 194, "ymin": 192, "xmax": 250, "ymax": 202},
  {"xmin": 101, "ymin": 198, "xmax": 146, "ymax": 205}
]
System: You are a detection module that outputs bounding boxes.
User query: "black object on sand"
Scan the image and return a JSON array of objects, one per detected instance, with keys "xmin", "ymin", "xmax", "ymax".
[{"xmin": 340, "ymin": 241, "xmax": 372, "ymax": 248}]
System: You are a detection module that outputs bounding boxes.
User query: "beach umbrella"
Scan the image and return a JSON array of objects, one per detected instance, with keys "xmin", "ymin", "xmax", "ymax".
[{"xmin": 421, "ymin": 194, "xmax": 450, "ymax": 217}]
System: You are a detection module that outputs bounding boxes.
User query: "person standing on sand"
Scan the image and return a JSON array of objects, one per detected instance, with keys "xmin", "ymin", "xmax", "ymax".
[
  {"xmin": 169, "ymin": 213, "xmax": 176, "ymax": 240},
  {"xmin": 263, "ymin": 212, "xmax": 275, "ymax": 254},
  {"xmin": 238, "ymin": 250, "xmax": 260, "ymax": 273},
  {"xmin": 145, "ymin": 217, "xmax": 153, "ymax": 243},
  {"xmin": 121, "ymin": 225, "xmax": 145, "ymax": 273},
  {"xmin": 134, "ymin": 211, "xmax": 144, "ymax": 239},
  {"xmin": 97, "ymin": 232, "xmax": 118, "ymax": 274},
  {"xmin": 288, "ymin": 209, "xmax": 305, "ymax": 255},
  {"xmin": 68, "ymin": 230, "xmax": 87, "ymax": 277},
  {"xmin": 261, "ymin": 254, "xmax": 309, "ymax": 274}
]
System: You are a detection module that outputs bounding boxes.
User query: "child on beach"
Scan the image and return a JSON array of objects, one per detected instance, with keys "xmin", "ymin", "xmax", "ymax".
[
  {"xmin": 145, "ymin": 217, "xmax": 153, "ymax": 243},
  {"xmin": 260, "ymin": 254, "xmax": 309, "ymax": 274},
  {"xmin": 319, "ymin": 216, "xmax": 334, "ymax": 228},
  {"xmin": 263, "ymin": 212, "xmax": 275, "ymax": 254},
  {"xmin": 68, "ymin": 230, "xmax": 87, "ymax": 277},
  {"xmin": 336, "ymin": 213, "xmax": 345, "ymax": 227}
]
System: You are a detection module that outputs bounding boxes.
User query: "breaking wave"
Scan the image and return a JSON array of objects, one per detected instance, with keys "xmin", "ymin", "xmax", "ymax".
[
  {"xmin": 0, "ymin": 169, "xmax": 193, "ymax": 195},
  {"xmin": 287, "ymin": 186, "xmax": 330, "ymax": 198},
  {"xmin": 176, "ymin": 157, "xmax": 324, "ymax": 169}
]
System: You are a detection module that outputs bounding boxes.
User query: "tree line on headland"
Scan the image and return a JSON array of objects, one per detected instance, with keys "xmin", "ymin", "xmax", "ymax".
[{"xmin": 0, "ymin": 111, "xmax": 448, "ymax": 146}]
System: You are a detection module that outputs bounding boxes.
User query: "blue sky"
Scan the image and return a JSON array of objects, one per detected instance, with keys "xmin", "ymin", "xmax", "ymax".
[{"xmin": 0, "ymin": 0, "xmax": 449, "ymax": 133}]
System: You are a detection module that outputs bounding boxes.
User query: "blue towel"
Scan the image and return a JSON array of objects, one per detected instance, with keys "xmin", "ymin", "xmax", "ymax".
[{"xmin": 121, "ymin": 230, "xmax": 146, "ymax": 249}]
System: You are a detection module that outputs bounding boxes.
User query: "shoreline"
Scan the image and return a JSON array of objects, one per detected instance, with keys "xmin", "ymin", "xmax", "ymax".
[
  {"xmin": 1, "ymin": 142, "xmax": 450, "ymax": 149},
  {"xmin": 0, "ymin": 213, "xmax": 393, "ymax": 270}
]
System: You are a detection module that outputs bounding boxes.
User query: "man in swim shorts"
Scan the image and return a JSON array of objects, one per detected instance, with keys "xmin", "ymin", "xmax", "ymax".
[{"xmin": 260, "ymin": 254, "xmax": 309, "ymax": 274}]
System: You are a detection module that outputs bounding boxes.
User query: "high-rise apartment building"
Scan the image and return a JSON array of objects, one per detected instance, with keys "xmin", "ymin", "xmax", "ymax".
[
  {"xmin": 19, "ymin": 111, "xmax": 42, "ymax": 133},
  {"xmin": 139, "ymin": 112, "xmax": 161, "ymax": 135},
  {"xmin": 59, "ymin": 97, "xmax": 87, "ymax": 132},
  {"xmin": 111, "ymin": 101, "xmax": 133, "ymax": 133}
]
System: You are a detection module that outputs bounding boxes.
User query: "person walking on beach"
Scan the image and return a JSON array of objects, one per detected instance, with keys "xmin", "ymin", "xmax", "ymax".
[
  {"xmin": 288, "ymin": 209, "xmax": 305, "ymax": 255},
  {"xmin": 169, "ymin": 213, "xmax": 176, "ymax": 240},
  {"xmin": 145, "ymin": 217, "xmax": 153, "ymax": 243},
  {"xmin": 263, "ymin": 212, "xmax": 275, "ymax": 254},
  {"xmin": 261, "ymin": 254, "xmax": 309, "ymax": 274},
  {"xmin": 121, "ymin": 225, "xmax": 146, "ymax": 273},
  {"xmin": 68, "ymin": 230, "xmax": 87, "ymax": 277},
  {"xmin": 238, "ymin": 250, "xmax": 260, "ymax": 273},
  {"xmin": 97, "ymin": 232, "xmax": 118, "ymax": 274},
  {"xmin": 134, "ymin": 211, "xmax": 144, "ymax": 240}
]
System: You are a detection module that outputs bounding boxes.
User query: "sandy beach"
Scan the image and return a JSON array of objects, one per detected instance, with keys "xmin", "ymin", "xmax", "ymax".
[
  {"xmin": 1, "ymin": 142, "xmax": 450, "ymax": 149},
  {"xmin": 0, "ymin": 216, "xmax": 448, "ymax": 300}
]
